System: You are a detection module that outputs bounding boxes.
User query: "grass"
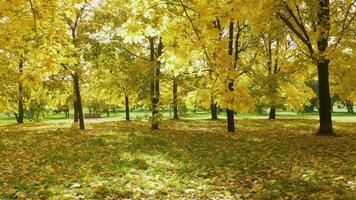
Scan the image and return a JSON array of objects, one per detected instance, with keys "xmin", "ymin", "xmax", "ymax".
[
  {"xmin": 0, "ymin": 116, "xmax": 355, "ymax": 199},
  {"xmin": 1, "ymin": 108, "xmax": 356, "ymax": 123}
]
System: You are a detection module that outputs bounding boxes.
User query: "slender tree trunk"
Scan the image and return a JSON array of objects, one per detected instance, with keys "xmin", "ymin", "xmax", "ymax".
[
  {"xmin": 226, "ymin": 83, "xmax": 235, "ymax": 132},
  {"xmin": 269, "ymin": 107, "xmax": 276, "ymax": 119},
  {"xmin": 173, "ymin": 77, "xmax": 179, "ymax": 120},
  {"xmin": 151, "ymin": 97, "xmax": 159, "ymax": 129},
  {"xmin": 316, "ymin": 0, "xmax": 333, "ymax": 135},
  {"xmin": 317, "ymin": 60, "xmax": 332, "ymax": 134},
  {"xmin": 73, "ymin": 74, "xmax": 85, "ymax": 130},
  {"xmin": 343, "ymin": 100, "xmax": 354, "ymax": 113},
  {"xmin": 106, "ymin": 109, "xmax": 110, "ymax": 117},
  {"xmin": 73, "ymin": 100, "xmax": 78, "ymax": 122},
  {"xmin": 150, "ymin": 37, "xmax": 162, "ymax": 130},
  {"xmin": 125, "ymin": 95, "xmax": 130, "ymax": 121},
  {"xmin": 269, "ymin": 38, "xmax": 279, "ymax": 121},
  {"xmin": 226, "ymin": 21, "xmax": 235, "ymax": 132},
  {"xmin": 16, "ymin": 59, "xmax": 24, "ymax": 124},
  {"xmin": 211, "ymin": 102, "xmax": 218, "ymax": 120}
]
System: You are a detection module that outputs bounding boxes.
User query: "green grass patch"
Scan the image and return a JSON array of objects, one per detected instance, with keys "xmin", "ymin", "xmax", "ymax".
[{"xmin": 0, "ymin": 118, "xmax": 355, "ymax": 199}]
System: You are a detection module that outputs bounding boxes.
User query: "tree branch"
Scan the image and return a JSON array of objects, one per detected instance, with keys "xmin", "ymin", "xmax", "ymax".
[
  {"xmin": 276, "ymin": 12, "xmax": 315, "ymax": 58},
  {"xmin": 333, "ymin": 0, "xmax": 355, "ymax": 49},
  {"xmin": 121, "ymin": 46, "xmax": 150, "ymax": 62}
]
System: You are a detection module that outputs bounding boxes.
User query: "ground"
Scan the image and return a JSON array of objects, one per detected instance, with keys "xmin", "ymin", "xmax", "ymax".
[{"xmin": 0, "ymin": 115, "xmax": 355, "ymax": 199}]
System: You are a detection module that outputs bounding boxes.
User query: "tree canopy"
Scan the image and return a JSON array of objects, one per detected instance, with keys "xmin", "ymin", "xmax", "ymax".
[{"xmin": 0, "ymin": 0, "xmax": 355, "ymax": 134}]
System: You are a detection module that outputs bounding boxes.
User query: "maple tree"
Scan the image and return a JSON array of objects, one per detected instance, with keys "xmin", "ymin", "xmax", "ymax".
[
  {"xmin": 249, "ymin": 0, "xmax": 355, "ymax": 134},
  {"xmin": 1, "ymin": 1, "xmax": 356, "ymax": 199},
  {"xmin": 0, "ymin": 0, "xmax": 355, "ymax": 133}
]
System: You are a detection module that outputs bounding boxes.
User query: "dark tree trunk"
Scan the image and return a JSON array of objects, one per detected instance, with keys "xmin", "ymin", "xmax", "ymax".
[
  {"xmin": 173, "ymin": 77, "xmax": 179, "ymax": 120},
  {"xmin": 73, "ymin": 74, "xmax": 85, "ymax": 130},
  {"xmin": 73, "ymin": 100, "xmax": 78, "ymax": 122},
  {"xmin": 211, "ymin": 102, "xmax": 218, "ymax": 120},
  {"xmin": 226, "ymin": 83, "xmax": 235, "ymax": 132},
  {"xmin": 210, "ymin": 94, "xmax": 218, "ymax": 120},
  {"xmin": 106, "ymin": 109, "xmax": 110, "ymax": 117},
  {"xmin": 267, "ymin": 38, "xmax": 279, "ymax": 121},
  {"xmin": 269, "ymin": 107, "xmax": 276, "ymax": 119},
  {"xmin": 15, "ymin": 59, "xmax": 24, "ymax": 124},
  {"xmin": 125, "ymin": 95, "xmax": 130, "ymax": 121},
  {"xmin": 317, "ymin": 61, "xmax": 332, "ymax": 134},
  {"xmin": 150, "ymin": 37, "xmax": 162, "ymax": 130},
  {"xmin": 343, "ymin": 100, "xmax": 354, "ymax": 113},
  {"xmin": 226, "ymin": 109, "xmax": 235, "ymax": 132},
  {"xmin": 151, "ymin": 98, "xmax": 159, "ymax": 129},
  {"xmin": 316, "ymin": 0, "xmax": 332, "ymax": 135},
  {"xmin": 226, "ymin": 21, "xmax": 235, "ymax": 132}
]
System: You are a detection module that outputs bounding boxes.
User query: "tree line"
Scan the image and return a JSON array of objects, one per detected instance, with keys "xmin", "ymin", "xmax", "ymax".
[{"xmin": 0, "ymin": 0, "xmax": 355, "ymax": 135}]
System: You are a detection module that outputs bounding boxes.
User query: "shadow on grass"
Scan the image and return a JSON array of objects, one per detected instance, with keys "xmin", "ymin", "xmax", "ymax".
[{"xmin": 0, "ymin": 119, "xmax": 355, "ymax": 199}]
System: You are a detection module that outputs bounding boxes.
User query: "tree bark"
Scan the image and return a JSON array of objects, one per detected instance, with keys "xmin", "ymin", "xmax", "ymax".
[
  {"xmin": 173, "ymin": 77, "xmax": 179, "ymax": 120},
  {"xmin": 125, "ymin": 95, "xmax": 130, "ymax": 121},
  {"xmin": 226, "ymin": 21, "xmax": 235, "ymax": 132},
  {"xmin": 267, "ymin": 39, "xmax": 279, "ymax": 120},
  {"xmin": 316, "ymin": 0, "xmax": 333, "ymax": 135},
  {"xmin": 226, "ymin": 83, "xmax": 235, "ymax": 132},
  {"xmin": 73, "ymin": 74, "xmax": 85, "ymax": 130},
  {"xmin": 73, "ymin": 100, "xmax": 78, "ymax": 122},
  {"xmin": 269, "ymin": 107, "xmax": 276, "ymax": 119},
  {"xmin": 343, "ymin": 100, "xmax": 354, "ymax": 113},
  {"xmin": 210, "ymin": 99, "xmax": 218, "ymax": 120},
  {"xmin": 15, "ymin": 59, "xmax": 24, "ymax": 124},
  {"xmin": 150, "ymin": 37, "xmax": 162, "ymax": 130},
  {"xmin": 317, "ymin": 60, "xmax": 333, "ymax": 134}
]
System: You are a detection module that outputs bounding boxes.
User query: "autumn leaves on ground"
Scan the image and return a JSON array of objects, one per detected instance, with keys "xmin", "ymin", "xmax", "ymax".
[{"xmin": 1, "ymin": 117, "xmax": 355, "ymax": 199}]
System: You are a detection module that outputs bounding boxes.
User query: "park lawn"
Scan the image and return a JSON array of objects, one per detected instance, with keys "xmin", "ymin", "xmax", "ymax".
[{"xmin": 0, "ymin": 118, "xmax": 355, "ymax": 199}]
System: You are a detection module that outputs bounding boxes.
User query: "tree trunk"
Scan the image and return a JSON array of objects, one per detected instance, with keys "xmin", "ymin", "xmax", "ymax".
[
  {"xmin": 226, "ymin": 21, "xmax": 235, "ymax": 132},
  {"xmin": 226, "ymin": 83, "xmax": 235, "ymax": 132},
  {"xmin": 343, "ymin": 100, "xmax": 354, "ymax": 113},
  {"xmin": 16, "ymin": 59, "xmax": 24, "ymax": 124},
  {"xmin": 210, "ymin": 94, "xmax": 218, "ymax": 120},
  {"xmin": 173, "ymin": 77, "xmax": 179, "ymax": 120},
  {"xmin": 317, "ymin": 60, "xmax": 332, "ymax": 134},
  {"xmin": 125, "ymin": 95, "xmax": 130, "ymax": 121},
  {"xmin": 269, "ymin": 107, "xmax": 276, "ymax": 119},
  {"xmin": 267, "ymin": 38, "xmax": 279, "ymax": 121},
  {"xmin": 211, "ymin": 102, "xmax": 218, "ymax": 120},
  {"xmin": 150, "ymin": 37, "xmax": 162, "ymax": 130},
  {"xmin": 316, "ymin": 0, "xmax": 333, "ymax": 135},
  {"xmin": 106, "ymin": 109, "xmax": 110, "ymax": 117},
  {"xmin": 73, "ymin": 100, "xmax": 78, "ymax": 122},
  {"xmin": 73, "ymin": 74, "xmax": 85, "ymax": 130}
]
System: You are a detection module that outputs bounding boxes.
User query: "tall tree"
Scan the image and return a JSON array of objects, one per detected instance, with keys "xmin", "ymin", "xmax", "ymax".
[{"xmin": 262, "ymin": 0, "xmax": 354, "ymax": 134}]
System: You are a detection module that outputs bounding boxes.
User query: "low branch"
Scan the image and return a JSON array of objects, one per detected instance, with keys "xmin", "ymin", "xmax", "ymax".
[
  {"xmin": 333, "ymin": 0, "xmax": 355, "ymax": 49},
  {"xmin": 122, "ymin": 46, "xmax": 150, "ymax": 62},
  {"xmin": 276, "ymin": 12, "xmax": 314, "ymax": 58}
]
